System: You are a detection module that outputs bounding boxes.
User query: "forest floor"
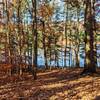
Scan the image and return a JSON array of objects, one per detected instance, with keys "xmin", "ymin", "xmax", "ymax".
[{"xmin": 0, "ymin": 68, "xmax": 100, "ymax": 100}]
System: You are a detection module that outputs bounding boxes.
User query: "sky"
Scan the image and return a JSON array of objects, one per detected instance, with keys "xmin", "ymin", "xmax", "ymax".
[{"xmin": 51, "ymin": 0, "xmax": 100, "ymax": 22}]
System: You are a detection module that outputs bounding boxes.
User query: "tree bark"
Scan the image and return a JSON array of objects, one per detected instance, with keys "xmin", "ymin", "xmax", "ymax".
[
  {"xmin": 81, "ymin": 0, "xmax": 96, "ymax": 74},
  {"xmin": 42, "ymin": 21, "xmax": 48, "ymax": 69},
  {"xmin": 32, "ymin": 0, "xmax": 37, "ymax": 79},
  {"xmin": 64, "ymin": 3, "xmax": 68, "ymax": 67}
]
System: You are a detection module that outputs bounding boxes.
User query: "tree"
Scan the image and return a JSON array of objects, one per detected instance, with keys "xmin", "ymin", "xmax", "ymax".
[
  {"xmin": 32, "ymin": 0, "xmax": 38, "ymax": 80},
  {"xmin": 81, "ymin": 0, "xmax": 97, "ymax": 74}
]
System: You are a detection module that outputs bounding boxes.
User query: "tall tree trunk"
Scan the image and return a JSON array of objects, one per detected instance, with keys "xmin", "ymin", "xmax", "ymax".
[
  {"xmin": 64, "ymin": 3, "xmax": 68, "ymax": 67},
  {"xmin": 76, "ymin": 8, "xmax": 80, "ymax": 68},
  {"xmin": 69, "ymin": 29, "xmax": 72, "ymax": 67},
  {"xmin": 17, "ymin": 0, "xmax": 22, "ymax": 75},
  {"xmin": 81, "ymin": 0, "xmax": 96, "ymax": 74},
  {"xmin": 5, "ymin": 0, "xmax": 12, "ymax": 75},
  {"xmin": 32, "ymin": 0, "xmax": 37, "ymax": 79},
  {"xmin": 42, "ymin": 21, "xmax": 48, "ymax": 69}
]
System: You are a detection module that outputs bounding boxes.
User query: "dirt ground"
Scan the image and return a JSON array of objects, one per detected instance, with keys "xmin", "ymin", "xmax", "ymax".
[{"xmin": 0, "ymin": 68, "xmax": 100, "ymax": 100}]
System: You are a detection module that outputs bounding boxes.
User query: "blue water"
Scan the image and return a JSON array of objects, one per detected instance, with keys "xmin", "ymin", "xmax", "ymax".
[
  {"xmin": 37, "ymin": 51, "xmax": 84, "ymax": 67},
  {"xmin": 37, "ymin": 46, "xmax": 100, "ymax": 67}
]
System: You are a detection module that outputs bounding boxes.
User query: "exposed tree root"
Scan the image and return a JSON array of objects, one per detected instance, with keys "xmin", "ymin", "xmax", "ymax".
[{"xmin": 80, "ymin": 67, "xmax": 97, "ymax": 76}]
